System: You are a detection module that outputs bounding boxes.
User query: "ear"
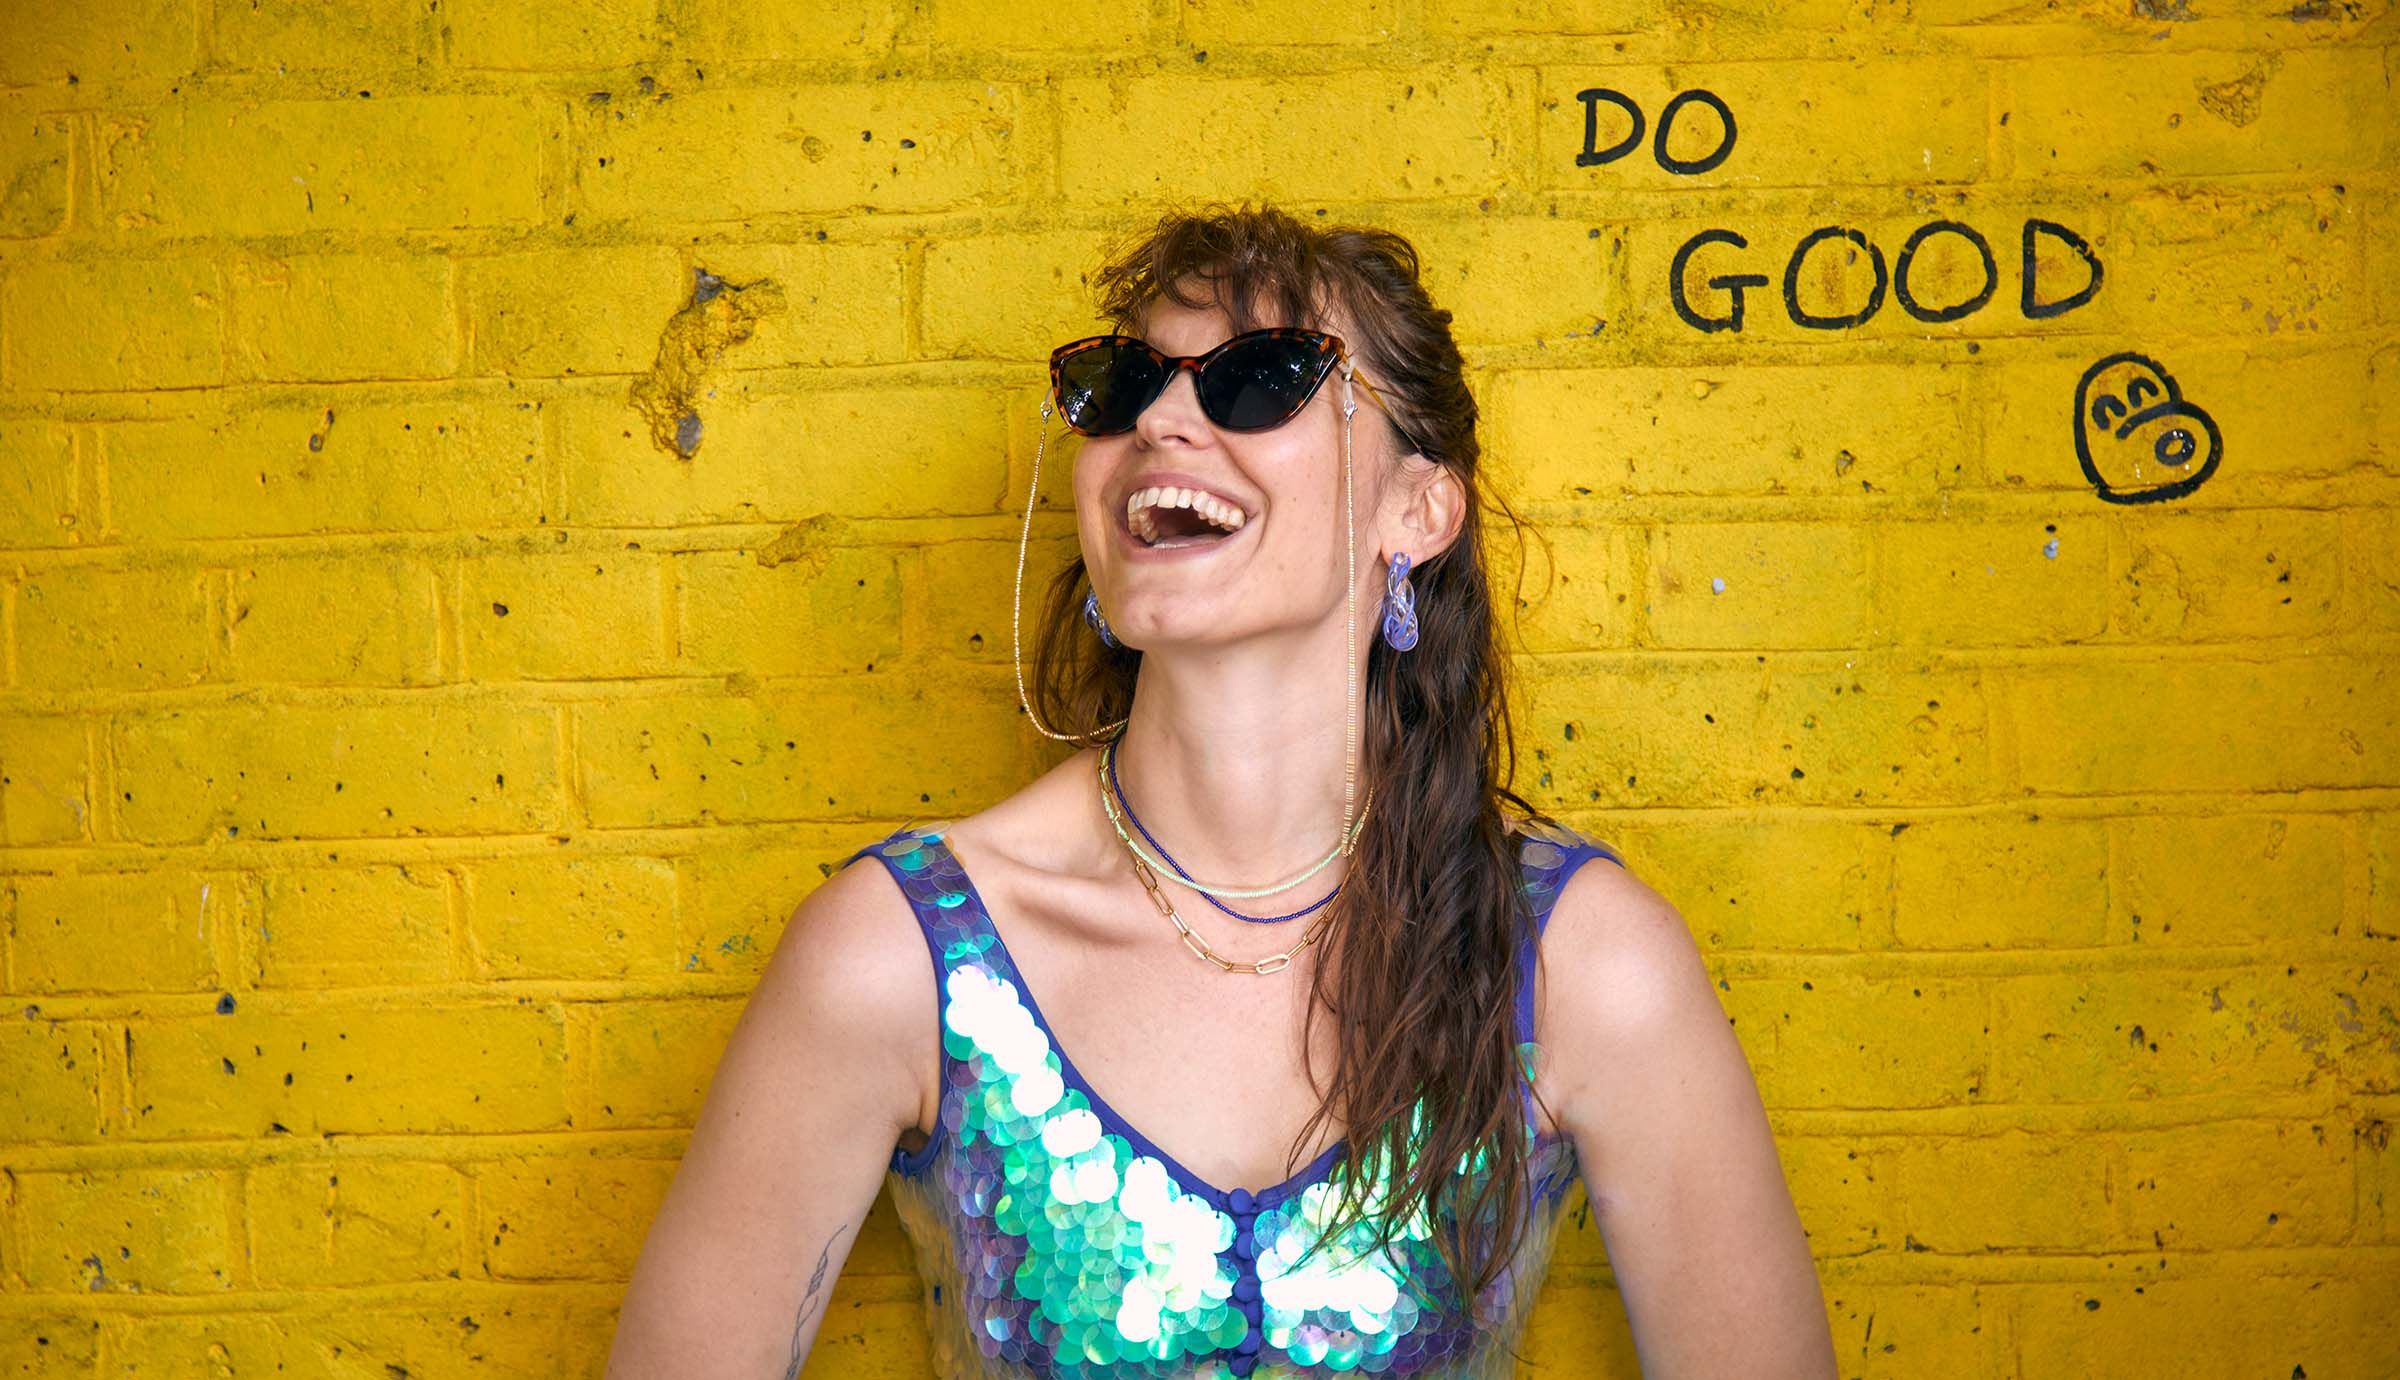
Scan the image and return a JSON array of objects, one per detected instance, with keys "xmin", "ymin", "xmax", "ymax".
[{"xmin": 1385, "ymin": 455, "xmax": 1468, "ymax": 565}]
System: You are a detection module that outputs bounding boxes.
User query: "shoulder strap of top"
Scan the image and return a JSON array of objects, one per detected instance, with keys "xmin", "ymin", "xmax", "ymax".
[
  {"xmin": 1512, "ymin": 818, "xmax": 1627, "ymax": 1051},
  {"xmin": 838, "ymin": 819, "xmax": 986, "ymax": 1176}
]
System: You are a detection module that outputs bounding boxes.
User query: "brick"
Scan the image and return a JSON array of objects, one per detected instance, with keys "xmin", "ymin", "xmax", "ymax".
[
  {"xmin": 225, "ymin": 551, "xmax": 443, "ymax": 686},
  {"xmin": 2354, "ymin": 505, "xmax": 2400, "ymax": 634},
  {"xmin": 211, "ymin": 0, "xmax": 424, "ymax": 72},
  {"xmin": 15, "ymin": 1168, "xmax": 234, "ymax": 1293},
  {"xmin": 2372, "ymin": 813, "xmax": 2400, "ymax": 942},
  {"xmin": 677, "ymin": 544, "xmax": 902, "ymax": 677},
  {"xmin": 574, "ymin": 82, "xmax": 1023, "ymax": 222},
  {"xmin": 2000, "ymin": 654, "xmax": 2397, "ymax": 795},
  {"xmin": 1887, "ymin": 1130, "xmax": 2113, "ymax": 1250},
  {"xmin": 11, "ymin": 869, "xmax": 224, "ymax": 994},
  {"xmin": 0, "ymin": 715, "xmax": 90, "ymax": 847},
  {"xmin": 1753, "ymin": 661, "xmax": 1993, "ymax": 807},
  {"xmin": 575, "ymin": 677, "xmax": 1036, "ymax": 829},
  {"xmin": 1995, "ymin": 49, "xmax": 2387, "ymax": 180},
  {"xmin": 1424, "ymin": 0, "xmax": 1641, "ymax": 32},
  {"xmin": 1890, "ymin": 815, "xmax": 2107, "ymax": 949},
  {"xmin": 126, "ymin": 1002, "xmax": 568, "ymax": 1137},
  {"xmin": 1059, "ymin": 69, "xmax": 1524, "ymax": 204},
  {"xmin": 2010, "ymin": 1274, "xmax": 2400, "ymax": 1374},
  {"xmin": 1514, "ymin": 1260, "xmax": 1636, "ymax": 1373},
  {"xmin": 96, "ymin": 97, "xmax": 546, "ymax": 235},
  {"xmin": 683, "ymin": 239, "xmax": 909, "ymax": 368},
  {"xmin": 1488, "ymin": 521, "xmax": 1637, "ymax": 655},
  {"xmin": 1644, "ymin": 521, "xmax": 1872, "ymax": 650},
  {"xmin": 1985, "ymin": 962, "xmax": 2400, "ymax": 1103},
  {"xmin": 107, "ymin": 1302, "xmax": 613, "ymax": 1378},
  {"xmin": 1537, "ymin": 59, "xmax": 1988, "ymax": 191},
  {"xmin": 2, "ymin": 256, "xmax": 222, "ymax": 392},
  {"xmin": 457, "ymin": 545, "xmax": 670, "ymax": 680},
  {"xmin": 0, "ymin": 0, "xmax": 197, "ymax": 84},
  {"xmin": 920, "ymin": 230, "xmax": 1117, "ymax": 361},
  {"xmin": 674, "ymin": 825, "xmax": 863, "ymax": 976},
  {"xmin": 1364, "ymin": 215, "xmax": 1628, "ymax": 350},
  {"xmin": 1719, "ymin": 976, "xmax": 1987, "ymax": 1108},
  {"xmin": 2121, "ymin": 1118, "xmax": 2352, "ymax": 1250},
  {"xmin": 1603, "ymin": 816, "xmax": 1882, "ymax": 951},
  {"xmin": 1820, "ymin": 1283, "xmax": 1990, "ymax": 1377},
  {"xmin": 1877, "ymin": 517, "xmax": 2110, "ymax": 648},
  {"xmin": 2365, "ymin": 1111, "xmax": 2397, "ymax": 1244},
  {"xmin": 557, "ymin": 383, "xmax": 1010, "ymax": 525},
  {"xmin": 464, "ymin": 853, "xmax": 680, "ymax": 981},
  {"xmin": 1971, "ymin": 344, "xmax": 2380, "ymax": 495},
  {"xmin": 100, "ymin": 396, "xmax": 547, "ymax": 541},
  {"xmin": 0, "ymin": 1314, "xmax": 99, "ymax": 1374},
  {"xmin": 676, "ymin": 0, "xmax": 903, "ymax": 61},
  {"xmin": 463, "ymin": 245, "xmax": 686, "ymax": 378},
  {"xmin": 114, "ymin": 701, "xmax": 564, "ymax": 844},
  {"xmin": 448, "ymin": 0, "xmax": 668, "ymax": 69},
  {"xmin": 2112, "ymin": 510, "xmax": 2343, "ymax": 642},
  {"xmin": 0, "ymin": 1018, "xmax": 104, "ymax": 1142},
  {"xmin": 2105, "ymin": 186, "xmax": 2368, "ymax": 339},
  {"xmin": 476, "ymin": 1154, "xmax": 676, "ymax": 1279},
  {"xmin": 15, "ymin": 563, "xmax": 212, "ymax": 692},
  {"xmin": 0, "ymin": 104, "xmax": 72, "ymax": 239},
  {"xmin": 227, "ymin": 251, "xmax": 458, "ymax": 383},
  {"xmin": 579, "ymin": 998, "xmax": 742, "ymax": 1127},
  {"xmin": 1483, "ymin": 364, "xmax": 1964, "ymax": 500},
  {"xmin": 257, "ymin": 864, "xmax": 453, "ymax": 988},
  {"xmin": 2115, "ymin": 812, "xmax": 2345, "ymax": 947},
  {"xmin": 1182, "ymin": 0, "xmax": 1397, "ymax": 45},
  {"xmin": 1521, "ymin": 658, "xmax": 1775, "ymax": 808},
  {"xmin": 900, "ymin": 533, "xmax": 1081, "ymax": 671},
  {"xmin": 0, "ymin": 419, "xmax": 79, "ymax": 548},
  {"xmin": 247, "ymin": 1159, "xmax": 464, "ymax": 1286},
  {"xmin": 928, "ymin": 0, "xmax": 1153, "ymax": 47},
  {"xmin": 1776, "ymin": 1135, "xmax": 1892, "ymax": 1257}
]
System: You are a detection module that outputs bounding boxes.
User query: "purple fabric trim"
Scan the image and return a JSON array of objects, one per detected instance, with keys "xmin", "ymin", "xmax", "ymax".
[{"xmin": 841, "ymin": 838, "xmax": 949, "ymax": 1179}]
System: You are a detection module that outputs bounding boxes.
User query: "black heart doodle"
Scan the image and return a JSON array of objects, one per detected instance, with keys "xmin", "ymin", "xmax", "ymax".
[{"xmin": 2072, "ymin": 351, "xmax": 2223, "ymax": 505}]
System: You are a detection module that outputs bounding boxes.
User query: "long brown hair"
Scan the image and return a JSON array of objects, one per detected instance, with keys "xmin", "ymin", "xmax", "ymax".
[{"xmin": 1023, "ymin": 203, "xmax": 1564, "ymax": 1307}]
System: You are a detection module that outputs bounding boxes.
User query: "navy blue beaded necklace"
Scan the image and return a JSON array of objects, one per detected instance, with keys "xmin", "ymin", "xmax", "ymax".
[{"xmin": 1105, "ymin": 738, "xmax": 1345, "ymax": 926}]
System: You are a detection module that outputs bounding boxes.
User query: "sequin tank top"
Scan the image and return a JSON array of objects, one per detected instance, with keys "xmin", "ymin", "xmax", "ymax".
[{"xmin": 840, "ymin": 817, "xmax": 1626, "ymax": 1380}]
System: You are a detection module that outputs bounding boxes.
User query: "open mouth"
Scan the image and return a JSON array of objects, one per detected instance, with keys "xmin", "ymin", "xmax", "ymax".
[{"xmin": 1124, "ymin": 484, "xmax": 1249, "ymax": 549}]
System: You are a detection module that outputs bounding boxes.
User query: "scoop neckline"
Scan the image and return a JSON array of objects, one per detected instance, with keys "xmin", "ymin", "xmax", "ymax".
[{"xmin": 921, "ymin": 824, "xmax": 1347, "ymax": 1212}]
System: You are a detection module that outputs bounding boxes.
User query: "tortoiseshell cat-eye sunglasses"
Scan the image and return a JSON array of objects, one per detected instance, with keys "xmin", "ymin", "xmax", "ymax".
[{"xmin": 1048, "ymin": 327, "xmax": 1425, "ymax": 453}]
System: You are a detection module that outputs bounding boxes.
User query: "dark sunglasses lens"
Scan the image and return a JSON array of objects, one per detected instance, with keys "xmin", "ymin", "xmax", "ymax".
[
  {"xmin": 1056, "ymin": 343, "xmax": 1159, "ymax": 434},
  {"xmin": 1202, "ymin": 336, "xmax": 1331, "ymax": 430}
]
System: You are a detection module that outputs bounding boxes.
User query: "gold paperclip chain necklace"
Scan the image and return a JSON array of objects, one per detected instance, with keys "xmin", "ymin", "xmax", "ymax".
[{"xmin": 1096, "ymin": 746, "xmax": 1343, "ymax": 976}]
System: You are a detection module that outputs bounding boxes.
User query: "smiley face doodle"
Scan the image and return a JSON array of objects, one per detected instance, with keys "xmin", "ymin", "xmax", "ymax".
[{"xmin": 2072, "ymin": 352, "xmax": 2223, "ymax": 505}]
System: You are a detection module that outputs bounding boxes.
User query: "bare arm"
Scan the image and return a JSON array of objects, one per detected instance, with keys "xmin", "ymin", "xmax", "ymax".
[
  {"xmin": 606, "ymin": 855, "xmax": 932, "ymax": 1379},
  {"xmin": 1541, "ymin": 859, "xmax": 1838, "ymax": 1379}
]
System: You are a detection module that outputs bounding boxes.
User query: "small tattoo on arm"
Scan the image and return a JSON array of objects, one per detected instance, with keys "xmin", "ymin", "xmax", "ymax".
[{"xmin": 780, "ymin": 1222, "xmax": 852, "ymax": 1380}]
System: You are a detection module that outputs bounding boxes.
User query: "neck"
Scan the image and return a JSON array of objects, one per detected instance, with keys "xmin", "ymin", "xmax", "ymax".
[{"xmin": 1104, "ymin": 635, "xmax": 1361, "ymax": 890}]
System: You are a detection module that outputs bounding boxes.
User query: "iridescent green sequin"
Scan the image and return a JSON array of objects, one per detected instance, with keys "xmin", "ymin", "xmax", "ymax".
[{"xmin": 852, "ymin": 819, "xmax": 1622, "ymax": 1378}]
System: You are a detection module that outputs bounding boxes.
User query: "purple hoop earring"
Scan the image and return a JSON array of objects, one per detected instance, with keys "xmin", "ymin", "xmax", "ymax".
[
  {"xmin": 1380, "ymin": 552, "xmax": 1419, "ymax": 651},
  {"xmin": 1082, "ymin": 589, "xmax": 1121, "ymax": 648}
]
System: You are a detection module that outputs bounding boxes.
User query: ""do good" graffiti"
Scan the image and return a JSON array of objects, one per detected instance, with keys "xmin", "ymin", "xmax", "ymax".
[{"xmin": 1670, "ymin": 218, "xmax": 2104, "ymax": 333}]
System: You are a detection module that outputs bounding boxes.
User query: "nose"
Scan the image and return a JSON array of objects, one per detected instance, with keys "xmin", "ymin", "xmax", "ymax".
[{"xmin": 1132, "ymin": 361, "xmax": 1211, "ymax": 450}]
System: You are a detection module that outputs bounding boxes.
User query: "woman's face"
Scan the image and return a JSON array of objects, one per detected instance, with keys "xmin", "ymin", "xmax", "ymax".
[{"xmin": 1071, "ymin": 295, "xmax": 1400, "ymax": 654}]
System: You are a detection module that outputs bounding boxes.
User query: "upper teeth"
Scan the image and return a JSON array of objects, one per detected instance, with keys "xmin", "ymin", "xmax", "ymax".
[{"xmin": 1126, "ymin": 485, "xmax": 1246, "ymax": 542}]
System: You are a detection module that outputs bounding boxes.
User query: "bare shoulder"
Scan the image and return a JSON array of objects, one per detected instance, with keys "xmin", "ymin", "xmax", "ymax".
[
  {"xmin": 1530, "ymin": 839, "xmax": 1733, "ymax": 1133},
  {"xmin": 737, "ymin": 835, "xmax": 941, "ymax": 1130}
]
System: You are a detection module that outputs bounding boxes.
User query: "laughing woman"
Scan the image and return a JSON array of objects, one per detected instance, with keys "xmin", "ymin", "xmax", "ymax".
[{"xmin": 607, "ymin": 204, "xmax": 1838, "ymax": 1380}]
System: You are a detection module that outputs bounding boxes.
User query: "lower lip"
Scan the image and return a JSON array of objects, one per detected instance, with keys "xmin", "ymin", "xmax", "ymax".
[{"xmin": 1116, "ymin": 512, "xmax": 1252, "ymax": 560}]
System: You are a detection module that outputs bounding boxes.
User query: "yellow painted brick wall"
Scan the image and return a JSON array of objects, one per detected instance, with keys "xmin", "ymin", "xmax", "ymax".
[{"xmin": 1, "ymin": 1, "xmax": 2395, "ymax": 1376}]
